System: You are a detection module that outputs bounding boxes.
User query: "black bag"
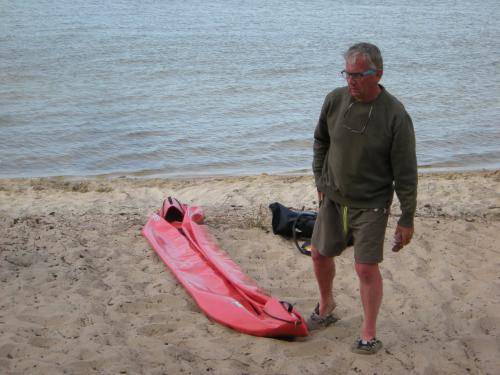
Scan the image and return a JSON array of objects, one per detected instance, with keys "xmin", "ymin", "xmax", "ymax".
[{"xmin": 269, "ymin": 202, "xmax": 317, "ymax": 255}]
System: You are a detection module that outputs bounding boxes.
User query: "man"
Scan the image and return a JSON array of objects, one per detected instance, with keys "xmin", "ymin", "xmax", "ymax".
[{"xmin": 308, "ymin": 42, "xmax": 417, "ymax": 354}]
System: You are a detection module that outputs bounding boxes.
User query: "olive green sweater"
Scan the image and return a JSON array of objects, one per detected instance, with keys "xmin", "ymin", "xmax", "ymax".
[{"xmin": 313, "ymin": 86, "xmax": 417, "ymax": 227}]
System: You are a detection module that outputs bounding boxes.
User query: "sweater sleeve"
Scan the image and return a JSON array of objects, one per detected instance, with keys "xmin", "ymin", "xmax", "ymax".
[
  {"xmin": 391, "ymin": 112, "xmax": 418, "ymax": 227},
  {"xmin": 312, "ymin": 95, "xmax": 331, "ymax": 186}
]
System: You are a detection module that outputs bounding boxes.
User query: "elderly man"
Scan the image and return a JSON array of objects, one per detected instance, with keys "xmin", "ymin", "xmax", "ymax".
[{"xmin": 308, "ymin": 42, "xmax": 417, "ymax": 354}]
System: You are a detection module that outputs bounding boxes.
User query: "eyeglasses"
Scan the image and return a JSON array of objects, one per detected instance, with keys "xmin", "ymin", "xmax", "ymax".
[
  {"xmin": 341, "ymin": 69, "xmax": 377, "ymax": 80},
  {"xmin": 342, "ymin": 102, "xmax": 373, "ymax": 134}
]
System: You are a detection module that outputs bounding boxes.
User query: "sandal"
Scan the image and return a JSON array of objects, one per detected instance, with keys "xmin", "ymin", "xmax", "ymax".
[
  {"xmin": 306, "ymin": 303, "xmax": 339, "ymax": 331},
  {"xmin": 351, "ymin": 338, "xmax": 383, "ymax": 354}
]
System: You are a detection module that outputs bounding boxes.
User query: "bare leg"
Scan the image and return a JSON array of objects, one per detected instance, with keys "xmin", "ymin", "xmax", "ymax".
[
  {"xmin": 311, "ymin": 246, "xmax": 336, "ymax": 315},
  {"xmin": 355, "ymin": 262, "xmax": 383, "ymax": 340}
]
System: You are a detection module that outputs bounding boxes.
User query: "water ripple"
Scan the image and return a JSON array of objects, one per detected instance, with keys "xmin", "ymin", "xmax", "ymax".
[{"xmin": 1, "ymin": 0, "xmax": 499, "ymax": 178}]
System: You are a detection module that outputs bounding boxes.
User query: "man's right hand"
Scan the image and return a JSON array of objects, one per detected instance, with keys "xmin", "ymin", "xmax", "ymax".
[{"xmin": 317, "ymin": 190, "xmax": 324, "ymax": 207}]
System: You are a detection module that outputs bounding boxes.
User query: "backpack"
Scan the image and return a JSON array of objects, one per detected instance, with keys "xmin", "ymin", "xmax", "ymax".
[{"xmin": 269, "ymin": 202, "xmax": 317, "ymax": 256}]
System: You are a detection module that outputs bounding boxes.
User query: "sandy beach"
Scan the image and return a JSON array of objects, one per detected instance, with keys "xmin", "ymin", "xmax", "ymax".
[{"xmin": 0, "ymin": 170, "xmax": 499, "ymax": 374}]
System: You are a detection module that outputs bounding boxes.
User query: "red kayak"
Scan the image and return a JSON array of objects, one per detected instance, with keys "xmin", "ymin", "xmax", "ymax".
[{"xmin": 142, "ymin": 197, "xmax": 308, "ymax": 337}]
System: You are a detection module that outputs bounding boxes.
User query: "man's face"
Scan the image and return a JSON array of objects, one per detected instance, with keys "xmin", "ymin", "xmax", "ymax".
[{"xmin": 344, "ymin": 56, "xmax": 382, "ymax": 102}]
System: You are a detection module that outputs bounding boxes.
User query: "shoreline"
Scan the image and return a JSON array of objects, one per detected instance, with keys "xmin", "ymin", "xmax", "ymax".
[
  {"xmin": 1, "ymin": 164, "xmax": 500, "ymax": 182},
  {"xmin": 1, "ymin": 169, "xmax": 499, "ymax": 219},
  {"xmin": 0, "ymin": 167, "xmax": 498, "ymax": 185},
  {"xmin": 1, "ymin": 170, "xmax": 499, "ymax": 374}
]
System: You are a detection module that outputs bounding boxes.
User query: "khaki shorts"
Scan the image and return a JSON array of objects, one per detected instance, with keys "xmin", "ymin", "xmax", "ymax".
[{"xmin": 311, "ymin": 197, "xmax": 389, "ymax": 263}]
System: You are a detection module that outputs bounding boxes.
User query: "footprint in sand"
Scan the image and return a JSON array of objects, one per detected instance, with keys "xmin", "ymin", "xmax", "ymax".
[
  {"xmin": 137, "ymin": 323, "xmax": 176, "ymax": 337},
  {"xmin": 451, "ymin": 283, "xmax": 467, "ymax": 298},
  {"xmin": 28, "ymin": 336, "xmax": 61, "ymax": 349},
  {"xmin": 476, "ymin": 316, "xmax": 499, "ymax": 336}
]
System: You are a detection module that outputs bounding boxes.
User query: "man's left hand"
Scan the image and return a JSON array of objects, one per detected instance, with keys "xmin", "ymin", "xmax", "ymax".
[{"xmin": 394, "ymin": 225, "xmax": 414, "ymax": 251}]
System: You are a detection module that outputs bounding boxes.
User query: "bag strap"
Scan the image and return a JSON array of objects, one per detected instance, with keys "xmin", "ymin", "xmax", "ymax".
[{"xmin": 292, "ymin": 211, "xmax": 312, "ymax": 256}]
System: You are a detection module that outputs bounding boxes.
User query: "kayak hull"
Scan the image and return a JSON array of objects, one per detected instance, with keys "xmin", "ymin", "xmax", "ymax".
[{"xmin": 142, "ymin": 198, "xmax": 308, "ymax": 337}]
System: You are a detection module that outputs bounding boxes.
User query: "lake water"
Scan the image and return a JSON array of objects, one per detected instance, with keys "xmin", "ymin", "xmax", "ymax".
[{"xmin": 1, "ymin": 0, "xmax": 499, "ymax": 178}]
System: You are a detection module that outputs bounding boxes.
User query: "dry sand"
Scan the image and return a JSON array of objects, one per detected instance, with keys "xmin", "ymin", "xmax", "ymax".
[{"xmin": 0, "ymin": 170, "xmax": 499, "ymax": 374}]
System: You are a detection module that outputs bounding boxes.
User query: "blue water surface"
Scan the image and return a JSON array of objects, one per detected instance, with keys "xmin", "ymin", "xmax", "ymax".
[{"xmin": 1, "ymin": 0, "xmax": 499, "ymax": 178}]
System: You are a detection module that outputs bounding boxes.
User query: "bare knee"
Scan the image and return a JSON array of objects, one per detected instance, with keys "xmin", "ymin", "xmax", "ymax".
[
  {"xmin": 355, "ymin": 263, "xmax": 381, "ymax": 284},
  {"xmin": 311, "ymin": 246, "xmax": 331, "ymax": 265}
]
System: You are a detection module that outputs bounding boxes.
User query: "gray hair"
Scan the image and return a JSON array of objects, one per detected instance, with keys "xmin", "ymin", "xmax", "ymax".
[{"xmin": 343, "ymin": 43, "xmax": 383, "ymax": 70}]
